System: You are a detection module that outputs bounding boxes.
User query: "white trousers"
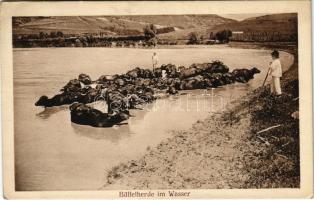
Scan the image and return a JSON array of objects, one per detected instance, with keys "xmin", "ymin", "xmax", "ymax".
[
  {"xmin": 270, "ymin": 76, "xmax": 282, "ymax": 95},
  {"xmin": 152, "ymin": 63, "xmax": 158, "ymax": 71}
]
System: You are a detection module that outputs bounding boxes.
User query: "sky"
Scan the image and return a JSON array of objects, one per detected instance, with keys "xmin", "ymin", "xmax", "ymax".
[{"xmin": 219, "ymin": 13, "xmax": 269, "ymax": 21}]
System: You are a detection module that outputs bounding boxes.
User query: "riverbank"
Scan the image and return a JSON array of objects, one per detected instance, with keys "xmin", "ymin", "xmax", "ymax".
[{"xmin": 102, "ymin": 42, "xmax": 299, "ymax": 189}]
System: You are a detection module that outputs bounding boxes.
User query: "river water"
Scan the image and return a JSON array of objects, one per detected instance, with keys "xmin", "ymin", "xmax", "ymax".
[{"xmin": 13, "ymin": 46, "xmax": 294, "ymax": 191}]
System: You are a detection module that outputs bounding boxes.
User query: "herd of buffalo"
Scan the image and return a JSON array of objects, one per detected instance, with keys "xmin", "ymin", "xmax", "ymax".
[{"xmin": 35, "ymin": 60, "xmax": 261, "ymax": 127}]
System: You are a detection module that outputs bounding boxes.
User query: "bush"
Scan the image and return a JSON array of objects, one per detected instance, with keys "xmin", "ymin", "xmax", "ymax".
[
  {"xmin": 187, "ymin": 32, "xmax": 199, "ymax": 44},
  {"xmin": 50, "ymin": 31, "xmax": 57, "ymax": 38},
  {"xmin": 143, "ymin": 24, "xmax": 157, "ymax": 39},
  {"xmin": 215, "ymin": 29, "xmax": 232, "ymax": 43}
]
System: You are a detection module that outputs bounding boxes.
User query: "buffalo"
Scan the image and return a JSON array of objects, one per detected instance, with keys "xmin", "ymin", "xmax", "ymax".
[
  {"xmin": 232, "ymin": 67, "xmax": 261, "ymax": 83},
  {"xmin": 35, "ymin": 60, "xmax": 261, "ymax": 128},
  {"xmin": 70, "ymin": 102, "xmax": 129, "ymax": 127}
]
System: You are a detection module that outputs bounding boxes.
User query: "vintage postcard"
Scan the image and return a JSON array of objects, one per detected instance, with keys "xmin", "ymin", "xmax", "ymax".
[{"xmin": 0, "ymin": 1, "xmax": 313, "ymax": 199}]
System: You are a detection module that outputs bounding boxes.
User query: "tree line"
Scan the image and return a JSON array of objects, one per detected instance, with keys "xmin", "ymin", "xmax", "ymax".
[
  {"xmin": 13, "ymin": 24, "xmax": 296, "ymax": 48},
  {"xmin": 187, "ymin": 30, "xmax": 233, "ymax": 45}
]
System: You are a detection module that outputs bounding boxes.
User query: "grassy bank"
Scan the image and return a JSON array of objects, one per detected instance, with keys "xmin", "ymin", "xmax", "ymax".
[
  {"xmin": 228, "ymin": 42, "xmax": 299, "ymax": 187},
  {"xmin": 102, "ymin": 42, "xmax": 299, "ymax": 189}
]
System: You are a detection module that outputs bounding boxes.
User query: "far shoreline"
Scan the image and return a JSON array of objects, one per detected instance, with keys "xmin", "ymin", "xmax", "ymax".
[{"xmin": 12, "ymin": 41, "xmax": 297, "ymax": 50}]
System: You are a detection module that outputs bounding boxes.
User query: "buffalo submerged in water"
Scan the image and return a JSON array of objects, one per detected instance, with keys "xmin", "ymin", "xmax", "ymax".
[{"xmin": 35, "ymin": 60, "xmax": 261, "ymax": 127}]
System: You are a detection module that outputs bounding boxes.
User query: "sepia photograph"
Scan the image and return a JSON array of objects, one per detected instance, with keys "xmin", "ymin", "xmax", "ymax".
[{"xmin": 0, "ymin": 1, "xmax": 313, "ymax": 199}]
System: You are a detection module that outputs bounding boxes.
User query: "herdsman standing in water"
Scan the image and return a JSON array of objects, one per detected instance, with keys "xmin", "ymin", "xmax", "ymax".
[
  {"xmin": 152, "ymin": 52, "xmax": 158, "ymax": 72},
  {"xmin": 268, "ymin": 50, "xmax": 282, "ymax": 95}
]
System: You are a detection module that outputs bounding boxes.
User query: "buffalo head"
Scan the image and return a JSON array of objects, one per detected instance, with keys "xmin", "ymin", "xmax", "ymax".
[
  {"xmin": 35, "ymin": 95, "xmax": 49, "ymax": 106},
  {"xmin": 251, "ymin": 67, "xmax": 261, "ymax": 74}
]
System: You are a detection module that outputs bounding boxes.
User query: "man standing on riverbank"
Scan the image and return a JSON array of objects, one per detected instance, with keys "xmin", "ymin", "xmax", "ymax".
[
  {"xmin": 269, "ymin": 50, "xmax": 282, "ymax": 95},
  {"xmin": 152, "ymin": 52, "xmax": 158, "ymax": 72}
]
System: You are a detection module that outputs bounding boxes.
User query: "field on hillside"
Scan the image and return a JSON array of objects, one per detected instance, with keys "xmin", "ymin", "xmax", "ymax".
[
  {"xmin": 13, "ymin": 15, "xmax": 235, "ymax": 36},
  {"xmin": 13, "ymin": 13, "xmax": 297, "ymax": 41}
]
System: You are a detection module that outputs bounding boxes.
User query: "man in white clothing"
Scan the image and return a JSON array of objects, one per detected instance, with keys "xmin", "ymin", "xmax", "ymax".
[
  {"xmin": 268, "ymin": 50, "xmax": 282, "ymax": 95},
  {"xmin": 152, "ymin": 52, "xmax": 158, "ymax": 72}
]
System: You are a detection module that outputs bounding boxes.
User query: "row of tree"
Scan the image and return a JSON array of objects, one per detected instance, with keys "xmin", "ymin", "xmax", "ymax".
[
  {"xmin": 143, "ymin": 23, "xmax": 233, "ymax": 45},
  {"xmin": 230, "ymin": 31, "xmax": 297, "ymax": 42},
  {"xmin": 187, "ymin": 29, "xmax": 233, "ymax": 44},
  {"xmin": 14, "ymin": 24, "xmax": 233, "ymax": 47},
  {"xmin": 16, "ymin": 31, "xmax": 65, "ymax": 40}
]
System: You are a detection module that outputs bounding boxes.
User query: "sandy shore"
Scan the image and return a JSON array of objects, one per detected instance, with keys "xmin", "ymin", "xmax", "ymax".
[{"xmin": 102, "ymin": 42, "xmax": 299, "ymax": 189}]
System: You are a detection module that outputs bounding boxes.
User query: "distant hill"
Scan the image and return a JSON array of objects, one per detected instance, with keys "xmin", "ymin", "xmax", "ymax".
[
  {"xmin": 116, "ymin": 15, "xmax": 236, "ymax": 29},
  {"xmin": 12, "ymin": 15, "xmax": 236, "ymax": 36},
  {"xmin": 13, "ymin": 13, "xmax": 297, "ymax": 42},
  {"xmin": 13, "ymin": 16, "xmax": 144, "ymax": 35},
  {"xmin": 212, "ymin": 13, "xmax": 297, "ymax": 34}
]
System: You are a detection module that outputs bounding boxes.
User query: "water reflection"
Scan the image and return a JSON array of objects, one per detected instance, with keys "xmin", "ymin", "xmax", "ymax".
[
  {"xmin": 71, "ymin": 122, "xmax": 132, "ymax": 143},
  {"xmin": 36, "ymin": 106, "xmax": 68, "ymax": 119}
]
